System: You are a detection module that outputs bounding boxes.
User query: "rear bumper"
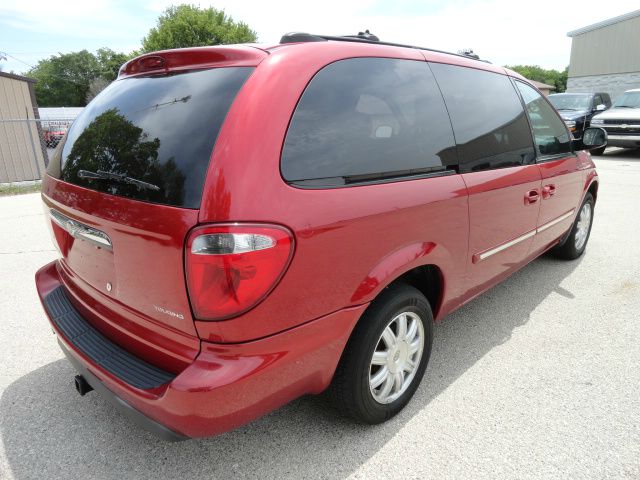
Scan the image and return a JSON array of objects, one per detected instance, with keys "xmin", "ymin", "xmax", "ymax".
[
  {"xmin": 58, "ymin": 339, "xmax": 187, "ymax": 441},
  {"xmin": 36, "ymin": 260, "xmax": 366, "ymax": 438}
]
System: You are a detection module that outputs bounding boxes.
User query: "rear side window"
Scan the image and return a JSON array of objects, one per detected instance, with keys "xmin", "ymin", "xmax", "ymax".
[
  {"xmin": 515, "ymin": 81, "xmax": 571, "ymax": 157},
  {"xmin": 48, "ymin": 67, "xmax": 253, "ymax": 208},
  {"xmin": 429, "ymin": 63, "xmax": 535, "ymax": 173},
  {"xmin": 281, "ymin": 58, "xmax": 456, "ymax": 186}
]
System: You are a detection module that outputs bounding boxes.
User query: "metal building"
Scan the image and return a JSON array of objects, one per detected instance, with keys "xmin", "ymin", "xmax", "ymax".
[
  {"xmin": 0, "ymin": 72, "xmax": 46, "ymax": 183},
  {"xmin": 567, "ymin": 9, "xmax": 640, "ymax": 100}
]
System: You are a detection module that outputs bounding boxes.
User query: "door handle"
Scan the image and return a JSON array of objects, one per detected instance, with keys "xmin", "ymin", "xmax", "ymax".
[
  {"xmin": 542, "ymin": 184, "xmax": 556, "ymax": 199},
  {"xmin": 525, "ymin": 190, "xmax": 540, "ymax": 205}
]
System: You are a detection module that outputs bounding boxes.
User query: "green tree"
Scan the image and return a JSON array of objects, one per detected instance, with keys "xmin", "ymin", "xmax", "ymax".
[
  {"xmin": 63, "ymin": 108, "xmax": 185, "ymax": 204},
  {"xmin": 88, "ymin": 48, "xmax": 133, "ymax": 101},
  {"xmin": 86, "ymin": 77, "xmax": 111, "ymax": 103},
  {"xmin": 28, "ymin": 4, "xmax": 256, "ymax": 106},
  {"xmin": 28, "ymin": 50, "xmax": 100, "ymax": 107},
  {"xmin": 141, "ymin": 4, "xmax": 257, "ymax": 53},
  {"xmin": 28, "ymin": 49, "xmax": 132, "ymax": 107},
  {"xmin": 96, "ymin": 48, "xmax": 131, "ymax": 82},
  {"xmin": 505, "ymin": 65, "xmax": 568, "ymax": 93}
]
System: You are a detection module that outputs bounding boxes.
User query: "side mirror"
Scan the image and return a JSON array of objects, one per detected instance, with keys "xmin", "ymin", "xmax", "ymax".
[
  {"xmin": 581, "ymin": 127, "xmax": 608, "ymax": 150},
  {"xmin": 595, "ymin": 104, "xmax": 606, "ymax": 111}
]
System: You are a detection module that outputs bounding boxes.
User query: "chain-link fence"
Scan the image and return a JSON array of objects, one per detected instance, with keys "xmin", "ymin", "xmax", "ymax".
[{"xmin": 0, "ymin": 111, "xmax": 78, "ymax": 183}]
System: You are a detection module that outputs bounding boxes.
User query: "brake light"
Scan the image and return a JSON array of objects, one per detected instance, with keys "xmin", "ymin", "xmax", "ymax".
[
  {"xmin": 185, "ymin": 224, "xmax": 294, "ymax": 320},
  {"xmin": 138, "ymin": 55, "xmax": 165, "ymax": 70},
  {"xmin": 118, "ymin": 55, "xmax": 165, "ymax": 77}
]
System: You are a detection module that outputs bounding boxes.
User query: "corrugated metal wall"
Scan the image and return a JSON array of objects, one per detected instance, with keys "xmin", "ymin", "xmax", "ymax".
[
  {"xmin": 0, "ymin": 75, "xmax": 46, "ymax": 183},
  {"xmin": 569, "ymin": 15, "xmax": 640, "ymax": 78}
]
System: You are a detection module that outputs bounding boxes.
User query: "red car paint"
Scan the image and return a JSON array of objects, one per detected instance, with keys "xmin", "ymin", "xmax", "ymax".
[{"xmin": 36, "ymin": 40, "xmax": 598, "ymax": 438}]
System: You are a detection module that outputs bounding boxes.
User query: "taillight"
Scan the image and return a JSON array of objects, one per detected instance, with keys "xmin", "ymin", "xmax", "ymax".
[{"xmin": 185, "ymin": 224, "xmax": 294, "ymax": 320}]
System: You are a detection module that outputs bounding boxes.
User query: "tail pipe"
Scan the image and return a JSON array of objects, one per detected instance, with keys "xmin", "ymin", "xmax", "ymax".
[{"xmin": 74, "ymin": 375, "xmax": 94, "ymax": 396}]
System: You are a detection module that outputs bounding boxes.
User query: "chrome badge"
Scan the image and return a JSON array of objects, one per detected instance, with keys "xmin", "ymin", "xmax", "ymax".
[
  {"xmin": 153, "ymin": 305, "xmax": 185, "ymax": 320},
  {"xmin": 49, "ymin": 209, "xmax": 112, "ymax": 250}
]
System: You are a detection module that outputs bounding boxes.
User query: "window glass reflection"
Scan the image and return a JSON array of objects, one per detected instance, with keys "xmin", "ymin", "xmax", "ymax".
[
  {"xmin": 282, "ymin": 58, "xmax": 457, "ymax": 185},
  {"xmin": 50, "ymin": 67, "xmax": 253, "ymax": 208},
  {"xmin": 516, "ymin": 81, "xmax": 571, "ymax": 156},
  {"xmin": 430, "ymin": 63, "xmax": 536, "ymax": 172}
]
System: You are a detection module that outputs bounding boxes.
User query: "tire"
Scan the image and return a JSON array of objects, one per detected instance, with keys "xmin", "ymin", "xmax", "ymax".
[
  {"xmin": 330, "ymin": 283, "xmax": 434, "ymax": 424},
  {"xmin": 553, "ymin": 192, "xmax": 595, "ymax": 260},
  {"xmin": 591, "ymin": 146, "xmax": 606, "ymax": 156}
]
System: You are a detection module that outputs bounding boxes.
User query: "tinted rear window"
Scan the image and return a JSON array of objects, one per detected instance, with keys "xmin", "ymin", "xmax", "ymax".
[
  {"xmin": 429, "ymin": 63, "xmax": 535, "ymax": 173},
  {"xmin": 281, "ymin": 58, "xmax": 457, "ymax": 186},
  {"xmin": 48, "ymin": 67, "xmax": 253, "ymax": 208}
]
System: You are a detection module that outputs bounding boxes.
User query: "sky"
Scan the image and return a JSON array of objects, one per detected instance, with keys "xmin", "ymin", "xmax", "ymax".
[{"xmin": 1, "ymin": 0, "xmax": 639, "ymax": 74}]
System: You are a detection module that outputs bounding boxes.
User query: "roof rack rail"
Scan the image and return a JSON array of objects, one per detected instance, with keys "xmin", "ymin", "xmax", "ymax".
[
  {"xmin": 458, "ymin": 48, "xmax": 480, "ymax": 60},
  {"xmin": 279, "ymin": 31, "xmax": 491, "ymax": 63}
]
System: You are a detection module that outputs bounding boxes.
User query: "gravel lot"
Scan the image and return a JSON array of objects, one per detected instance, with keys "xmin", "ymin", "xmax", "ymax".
[{"xmin": 1, "ymin": 150, "xmax": 639, "ymax": 480}]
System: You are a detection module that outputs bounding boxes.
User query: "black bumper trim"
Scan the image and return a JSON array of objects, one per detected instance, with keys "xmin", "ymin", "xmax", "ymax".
[
  {"xmin": 59, "ymin": 339, "xmax": 187, "ymax": 442},
  {"xmin": 44, "ymin": 286, "xmax": 176, "ymax": 389}
]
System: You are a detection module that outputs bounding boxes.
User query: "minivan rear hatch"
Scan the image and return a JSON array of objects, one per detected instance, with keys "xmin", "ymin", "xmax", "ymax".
[{"xmin": 42, "ymin": 47, "xmax": 263, "ymax": 365}]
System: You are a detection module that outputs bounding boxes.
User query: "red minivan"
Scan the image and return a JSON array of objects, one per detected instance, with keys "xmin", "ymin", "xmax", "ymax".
[{"xmin": 35, "ymin": 32, "xmax": 605, "ymax": 440}]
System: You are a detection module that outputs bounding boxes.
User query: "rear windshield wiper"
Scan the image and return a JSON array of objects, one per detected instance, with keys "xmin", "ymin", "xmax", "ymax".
[{"xmin": 78, "ymin": 170, "xmax": 161, "ymax": 191}]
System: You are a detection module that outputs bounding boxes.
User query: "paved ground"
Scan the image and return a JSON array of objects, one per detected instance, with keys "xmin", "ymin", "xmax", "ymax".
[{"xmin": 1, "ymin": 150, "xmax": 639, "ymax": 480}]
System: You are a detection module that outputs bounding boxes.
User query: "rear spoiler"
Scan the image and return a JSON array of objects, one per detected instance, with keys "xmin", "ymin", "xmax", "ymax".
[{"xmin": 118, "ymin": 45, "xmax": 268, "ymax": 78}]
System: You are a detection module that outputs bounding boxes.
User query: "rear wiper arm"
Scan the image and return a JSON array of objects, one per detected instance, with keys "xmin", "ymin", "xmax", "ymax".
[{"xmin": 78, "ymin": 170, "xmax": 160, "ymax": 192}]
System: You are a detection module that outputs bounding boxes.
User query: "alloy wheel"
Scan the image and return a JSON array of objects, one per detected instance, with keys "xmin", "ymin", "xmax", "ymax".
[
  {"xmin": 369, "ymin": 311, "xmax": 425, "ymax": 404},
  {"xmin": 574, "ymin": 202, "xmax": 592, "ymax": 251}
]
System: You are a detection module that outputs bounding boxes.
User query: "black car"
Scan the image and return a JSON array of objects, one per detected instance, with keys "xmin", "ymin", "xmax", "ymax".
[{"xmin": 548, "ymin": 92, "xmax": 611, "ymax": 141}]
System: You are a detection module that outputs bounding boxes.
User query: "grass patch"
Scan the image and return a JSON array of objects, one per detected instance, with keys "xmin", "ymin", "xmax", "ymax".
[{"xmin": 0, "ymin": 182, "xmax": 42, "ymax": 197}]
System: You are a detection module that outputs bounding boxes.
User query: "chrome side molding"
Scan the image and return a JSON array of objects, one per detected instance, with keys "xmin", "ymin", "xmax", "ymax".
[
  {"xmin": 49, "ymin": 209, "xmax": 112, "ymax": 250},
  {"xmin": 475, "ymin": 230, "xmax": 536, "ymax": 262},
  {"xmin": 474, "ymin": 208, "xmax": 576, "ymax": 263},
  {"xmin": 536, "ymin": 209, "xmax": 576, "ymax": 234}
]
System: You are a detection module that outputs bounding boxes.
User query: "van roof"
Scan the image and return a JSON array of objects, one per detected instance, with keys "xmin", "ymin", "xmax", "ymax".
[{"xmin": 119, "ymin": 34, "xmax": 527, "ymax": 85}]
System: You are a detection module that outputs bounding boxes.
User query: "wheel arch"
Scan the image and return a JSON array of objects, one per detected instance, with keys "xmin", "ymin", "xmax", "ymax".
[
  {"xmin": 587, "ymin": 179, "xmax": 598, "ymax": 203},
  {"xmin": 392, "ymin": 265, "xmax": 443, "ymax": 317},
  {"xmin": 350, "ymin": 242, "xmax": 448, "ymax": 320}
]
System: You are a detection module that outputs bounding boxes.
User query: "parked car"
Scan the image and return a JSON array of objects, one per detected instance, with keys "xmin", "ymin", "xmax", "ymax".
[
  {"xmin": 43, "ymin": 128, "xmax": 67, "ymax": 148},
  {"xmin": 548, "ymin": 92, "xmax": 611, "ymax": 146},
  {"xmin": 590, "ymin": 88, "xmax": 640, "ymax": 152},
  {"xmin": 35, "ymin": 32, "xmax": 605, "ymax": 440}
]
